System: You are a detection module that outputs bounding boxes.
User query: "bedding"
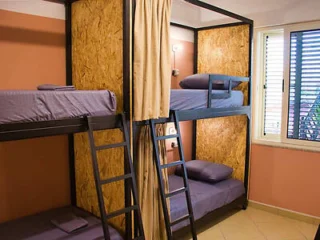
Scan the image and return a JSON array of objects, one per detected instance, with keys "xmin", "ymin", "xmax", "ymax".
[
  {"xmin": 0, "ymin": 90, "xmax": 117, "ymax": 124},
  {"xmin": 37, "ymin": 84, "xmax": 76, "ymax": 91},
  {"xmin": 169, "ymin": 175, "xmax": 245, "ymax": 231},
  {"xmin": 0, "ymin": 206, "xmax": 123, "ymax": 240},
  {"xmin": 175, "ymin": 160, "xmax": 233, "ymax": 183},
  {"xmin": 179, "ymin": 74, "xmax": 241, "ymax": 90},
  {"xmin": 170, "ymin": 89, "xmax": 243, "ymax": 111}
]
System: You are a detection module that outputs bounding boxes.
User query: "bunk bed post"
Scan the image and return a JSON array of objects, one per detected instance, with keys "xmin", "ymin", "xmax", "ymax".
[
  {"xmin": 65, "ymin": 0, "xmax": 76, "ymax": 207},
  {"xmin": 244, "ymin": 22, "xmax": 254, "ymax": 209},
  {"xmin": 123, "ymin": 0, "xmax": 133, "ymax": 238},
  {"xmin": 192, "ymin": 29, "xmax": 198, "ymax": 160},
  {"xmin": 131, "ymin": 0, "xmax": 142, "ymax": 238}
]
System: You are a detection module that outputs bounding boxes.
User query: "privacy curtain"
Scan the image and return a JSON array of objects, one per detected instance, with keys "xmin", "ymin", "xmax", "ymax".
[
  {"xmin": 137, "ymin": 125, "xmax": 169, "ymax": 240},
  {"xmin": 134, "ymin": 0, "xmax": 172, "ymax": 121}
]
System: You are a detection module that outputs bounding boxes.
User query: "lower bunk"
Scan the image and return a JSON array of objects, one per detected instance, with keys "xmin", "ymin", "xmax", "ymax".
[
  {"xmin": 169, "ymin": 174, "xmax": 245, "ymax": 232},
  {"xmin": 0, "ymin": 206, "xmax": 123, "ymax": 240}
]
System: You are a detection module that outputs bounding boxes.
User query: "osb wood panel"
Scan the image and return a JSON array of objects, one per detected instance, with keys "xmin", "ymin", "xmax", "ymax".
[
  {"xmin": 196, "ymin": 25, "xmax": 249, "ymax": 181},
  {"xmin": 197, "ymin": 24, "xmax": 249, "ymax": 77},
  {"xmin": 196, "ymin": 116, "xmax": 247, "ymax": 181},
  {"xmin": 72, "ymin": 0, "xmax": 125, "ymax": 231}
]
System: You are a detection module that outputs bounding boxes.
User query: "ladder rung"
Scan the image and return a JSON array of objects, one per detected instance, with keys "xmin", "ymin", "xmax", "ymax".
[
  {"xmin": 133, "ymin": 237, "xmax": 144, "ymax": 240},
  {"xmin": 160, "ymin": 161, "xmax": 183, "ymax": 169},
  {"xmin": 165, "ymin": 187, "xmax": 186, "ymax": 198},
  {"xmin": 100, "ymin": 173, "xmax": 132, "ymax": 185},
  {"xmin": 95, "ymin": 142, "xmax": 126, "ymax": 151},
  {"xmin": 156, "ymin": 134, "xmax": 179, "ymax": 141},
  {"xmin": 170, "ymin": 214, "xmax": 190, "ymax": 226},
  {"xmin": 106, "ymin": 205, "xmax": 138, "ymax": 220}
]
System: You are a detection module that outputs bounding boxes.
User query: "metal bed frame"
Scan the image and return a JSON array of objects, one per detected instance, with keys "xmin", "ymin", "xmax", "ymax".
[
  {"xmin": 0, "ymin": 1, "xmax": 143, "ymax": 239},
  {"xmin": 131, "ymin": 0, "xmax": 254, "ymax": 239},
  {"xmin": 1, "ymin": 0, "xmax": 253, "ymax": 239}
]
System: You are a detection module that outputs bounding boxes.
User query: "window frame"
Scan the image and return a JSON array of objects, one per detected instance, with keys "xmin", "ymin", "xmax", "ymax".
[
  {"xmin": 281, "ymin": 21, "xmax": 320, "ymax": 148},
  {"xmin": 261, "ymin": 30, "xmax": 284, "ymax": 140},
  {"xmin": 253, "ymin": 21, "xmax": 320, "ymax": 151},
  {"xmin": 254, "ymin": 28, "xmax": 284, "ymax": 142}
]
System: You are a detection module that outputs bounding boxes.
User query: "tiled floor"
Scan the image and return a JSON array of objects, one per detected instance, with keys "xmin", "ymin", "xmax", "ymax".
[{"xmin": 187, "ymin": 207, "xmax": 318, "ymax": 240}]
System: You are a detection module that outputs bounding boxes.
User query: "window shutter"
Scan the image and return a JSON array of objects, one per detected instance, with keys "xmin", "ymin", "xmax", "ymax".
[
  {"xmin": 263, "ymin": 33, "xmax": 284, "ymax": 135},
  {"xmin": 288, "ymin": 29, "xmax": 320, "ymax": 142}
]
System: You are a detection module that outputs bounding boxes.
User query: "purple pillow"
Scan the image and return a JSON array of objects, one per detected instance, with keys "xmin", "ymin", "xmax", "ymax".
[
  {"xmin": 179, "ymin": 74, "xmax": 241, "ymax": 90},
  {"xmin": 175, "ymin": 160, "xmax": 233, "ymax": 183}
]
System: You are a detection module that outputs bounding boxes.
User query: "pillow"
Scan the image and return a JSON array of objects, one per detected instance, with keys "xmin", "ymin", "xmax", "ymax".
[
  {"xmin": 175, "ymin": 160, "xmax": 233, "ymax": 183},
  {"xmin": 179, "ymin": 74, "xmax": 241, "ymax": 90}
]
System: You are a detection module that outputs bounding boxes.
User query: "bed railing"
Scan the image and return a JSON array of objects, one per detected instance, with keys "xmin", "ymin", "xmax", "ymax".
[{"xmin": 207, "ymin": 74, "xmax": 250, "ymax": 108}]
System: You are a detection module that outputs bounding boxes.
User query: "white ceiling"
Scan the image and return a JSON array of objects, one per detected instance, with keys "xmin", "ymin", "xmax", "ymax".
[
  {"xmin": 0, "ymin": 0, "xmax": 64, "ymax": 20},
  {"xmin": 172, "ymin": 0, "xmax": 320, "ymax": 28}
]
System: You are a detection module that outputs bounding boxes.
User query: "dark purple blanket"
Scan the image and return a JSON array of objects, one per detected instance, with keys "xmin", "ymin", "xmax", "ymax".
[
  {"xmin": 0, "ymin": 206, "xmax": 123, "ymax": 240},
  {"xmin": 169, "ymin": 175, "xmax": 245, "ymax": 231},
  {"xmin": 0, "ymin": 90, "xmax": 116, "ymax": 124}
]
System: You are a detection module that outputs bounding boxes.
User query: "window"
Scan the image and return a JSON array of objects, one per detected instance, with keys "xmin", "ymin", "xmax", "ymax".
[
  {"xmin": 263, "ymin": 33, "xmax": 284, "ymax": 136},
  {"xmin": 287, "ymin": 29, "xmax": 320, "ymax": 142},
  {"xmin": 255, "ymin": 22, "xmax": 320, "ymax": 149}
]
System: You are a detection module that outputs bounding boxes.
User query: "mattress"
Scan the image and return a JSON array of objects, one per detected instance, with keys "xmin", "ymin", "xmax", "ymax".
[
  {"xmin": 0, "ymin": 90, "xmax": 117, "ymax": 124},
  {"xmin": 169, "ymin": 175, "xmax": 245, "ymax": 231},
  {"xmin": 170, "ymin": 89, "xmax": 243, "ymax": 111},
  {"xmin": 0, "ymin": 206, "xmax": 123, "ymax": 240}
]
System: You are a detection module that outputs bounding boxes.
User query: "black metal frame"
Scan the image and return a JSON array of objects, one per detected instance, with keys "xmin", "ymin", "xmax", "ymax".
[
  {"xmin": 87, "ymin": 114, "xmax": 145, "ymax": 240},
  {"xmin": 1, "ymin": 0, "xmax": 253, "ymax": 238},
  {"xmin": 132, "ymin": 0, "xmax": 254, "ymax": 237},
  {"xmin": 0, "ymin": 0, "xmax": 138, "ymax": 239},
  {"xmin": 150, "ymin": 111, "xmax": 197, "ymax": 240}
]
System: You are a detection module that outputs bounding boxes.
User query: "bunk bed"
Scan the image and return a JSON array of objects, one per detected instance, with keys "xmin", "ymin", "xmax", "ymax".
[
  {"xmin": 133, "ymin": 1, "xmax": 253, "ymax": 239},
  {"xmin": 146, "ymin": 75, "xmax": 251, "ymax": 235},
  {"xmin": 0, "ymin": 90, "xmax": 145, "ymax": 240},
  {"xmin": 167, "ymin": 77, "xmax": 249, "ymax": 233},
  {"xmin": 0, "ymin": 1, "xmax": 145, "ymax": 240}
]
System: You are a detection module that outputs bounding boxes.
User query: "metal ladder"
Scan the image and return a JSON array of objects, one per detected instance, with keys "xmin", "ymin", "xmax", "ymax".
[
  {"xmin": 87, "ymin": 113, "xmax": 145, "ymax": 240},
  {"xmin": 149, "ymin": 111, "xmax": 197, "ymax": 240}
]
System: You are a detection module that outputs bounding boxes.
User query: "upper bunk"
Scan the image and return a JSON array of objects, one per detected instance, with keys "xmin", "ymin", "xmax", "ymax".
[
  {"xmin": 136, "ymin": 73, "xmax": 251, "ymax": 125},
  {"xmin": 0, "ymin": 89, "xmax": 121, "ymax": 142},
  {"xmin": 169, "ymin": 73, "xmax": 250, "ymax": 120},
  {"xmin": 133, "ymin": 1, "xmax": 253, "ymax": 125}
]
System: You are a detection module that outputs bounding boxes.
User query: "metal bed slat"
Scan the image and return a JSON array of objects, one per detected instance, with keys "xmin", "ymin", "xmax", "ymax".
[{"xmin": 0, "ymin": 115, "xmax": 121, "ymax": 142}]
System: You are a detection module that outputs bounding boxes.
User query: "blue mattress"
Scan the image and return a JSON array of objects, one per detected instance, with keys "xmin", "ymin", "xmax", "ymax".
[
  {"xmin": 169, "ymin": 175, "xmax": 245, "ymax": 231},
  {"xmin": 170, "ymin": 89, "xmax": 243, "ymax": 111}
]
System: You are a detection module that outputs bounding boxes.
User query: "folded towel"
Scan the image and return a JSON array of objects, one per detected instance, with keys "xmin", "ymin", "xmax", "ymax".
[
  {"xmin": 51, "ymin": 213, "xmax": 88, "ymax": 233},
  {"xmin": 37, "ymin": 84, "xmax": 76, "ymax": 91}
]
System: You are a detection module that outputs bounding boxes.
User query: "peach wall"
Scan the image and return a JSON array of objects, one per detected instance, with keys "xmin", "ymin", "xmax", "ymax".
[
  {"xmin": 0, "ymin": 10, "xmax": 70, "ymax": 223},
  {"xmin": 171, "ymin": 38, "xmax": 194, "ymax": 89},
  {"xmin": 249, "ymin": 144, "xmax": 320, "ymax": 217},
  {"xmin": 167, "ymin": 38, "xmax": 194, "ymax": 174}
]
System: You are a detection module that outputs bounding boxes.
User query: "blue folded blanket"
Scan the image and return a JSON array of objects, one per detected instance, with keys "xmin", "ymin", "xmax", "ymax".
[
  {"xmin": 51, "ymin": 213, "xmax": 88, "ymax": 233},
  {"xmin": 37, "ymin": 84, "xmax": 75, "ymax": 91}
]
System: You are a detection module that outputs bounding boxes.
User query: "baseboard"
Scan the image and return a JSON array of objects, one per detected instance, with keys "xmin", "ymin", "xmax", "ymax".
[{"xmin": 249, "ymin": 200, "xmax": 320, "ymax": 225}]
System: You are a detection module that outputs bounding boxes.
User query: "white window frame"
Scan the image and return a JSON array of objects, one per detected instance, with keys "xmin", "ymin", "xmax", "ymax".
[
  {"xmin": 253, "ymin": 21, "xmax": 320, "ymax": 152},
  {"xmin": 253, "ymin": 28, "xmax": 283, "ymax": 142}
]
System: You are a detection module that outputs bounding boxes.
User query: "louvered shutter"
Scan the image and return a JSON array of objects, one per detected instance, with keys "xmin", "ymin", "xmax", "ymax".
[
  {"xmin": 287, "ymin": 29, "xmax": 320, "ymax": 142},
  {"xmin": 263, "ymin": 33, "xmax": 284, "ymax": 135}
]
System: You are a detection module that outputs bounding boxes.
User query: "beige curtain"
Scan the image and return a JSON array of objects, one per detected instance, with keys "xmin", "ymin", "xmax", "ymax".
[
  {"xmin": 134, "ymin": 0, "xmax": 172, "ymax": 121},
  {"xmin": 137, "ymin": 125, "xmax": 169, "ymax": 240}
]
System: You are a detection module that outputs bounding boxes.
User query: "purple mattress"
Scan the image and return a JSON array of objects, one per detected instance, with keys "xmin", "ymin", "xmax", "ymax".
[
  {"xmin": 0, "ymin": 90, "xmax": 117, "ymax": 124},
  {"xmin": 0, "ymin": 206, "xmax": 123, "ymax": 240},
  {"xmin": 169, "ymin": 175, "xmax": 245, "ymax": 231},
  {"xmin": 170, "ymin": 89, "xmax": 243, "ymax": 110}
]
